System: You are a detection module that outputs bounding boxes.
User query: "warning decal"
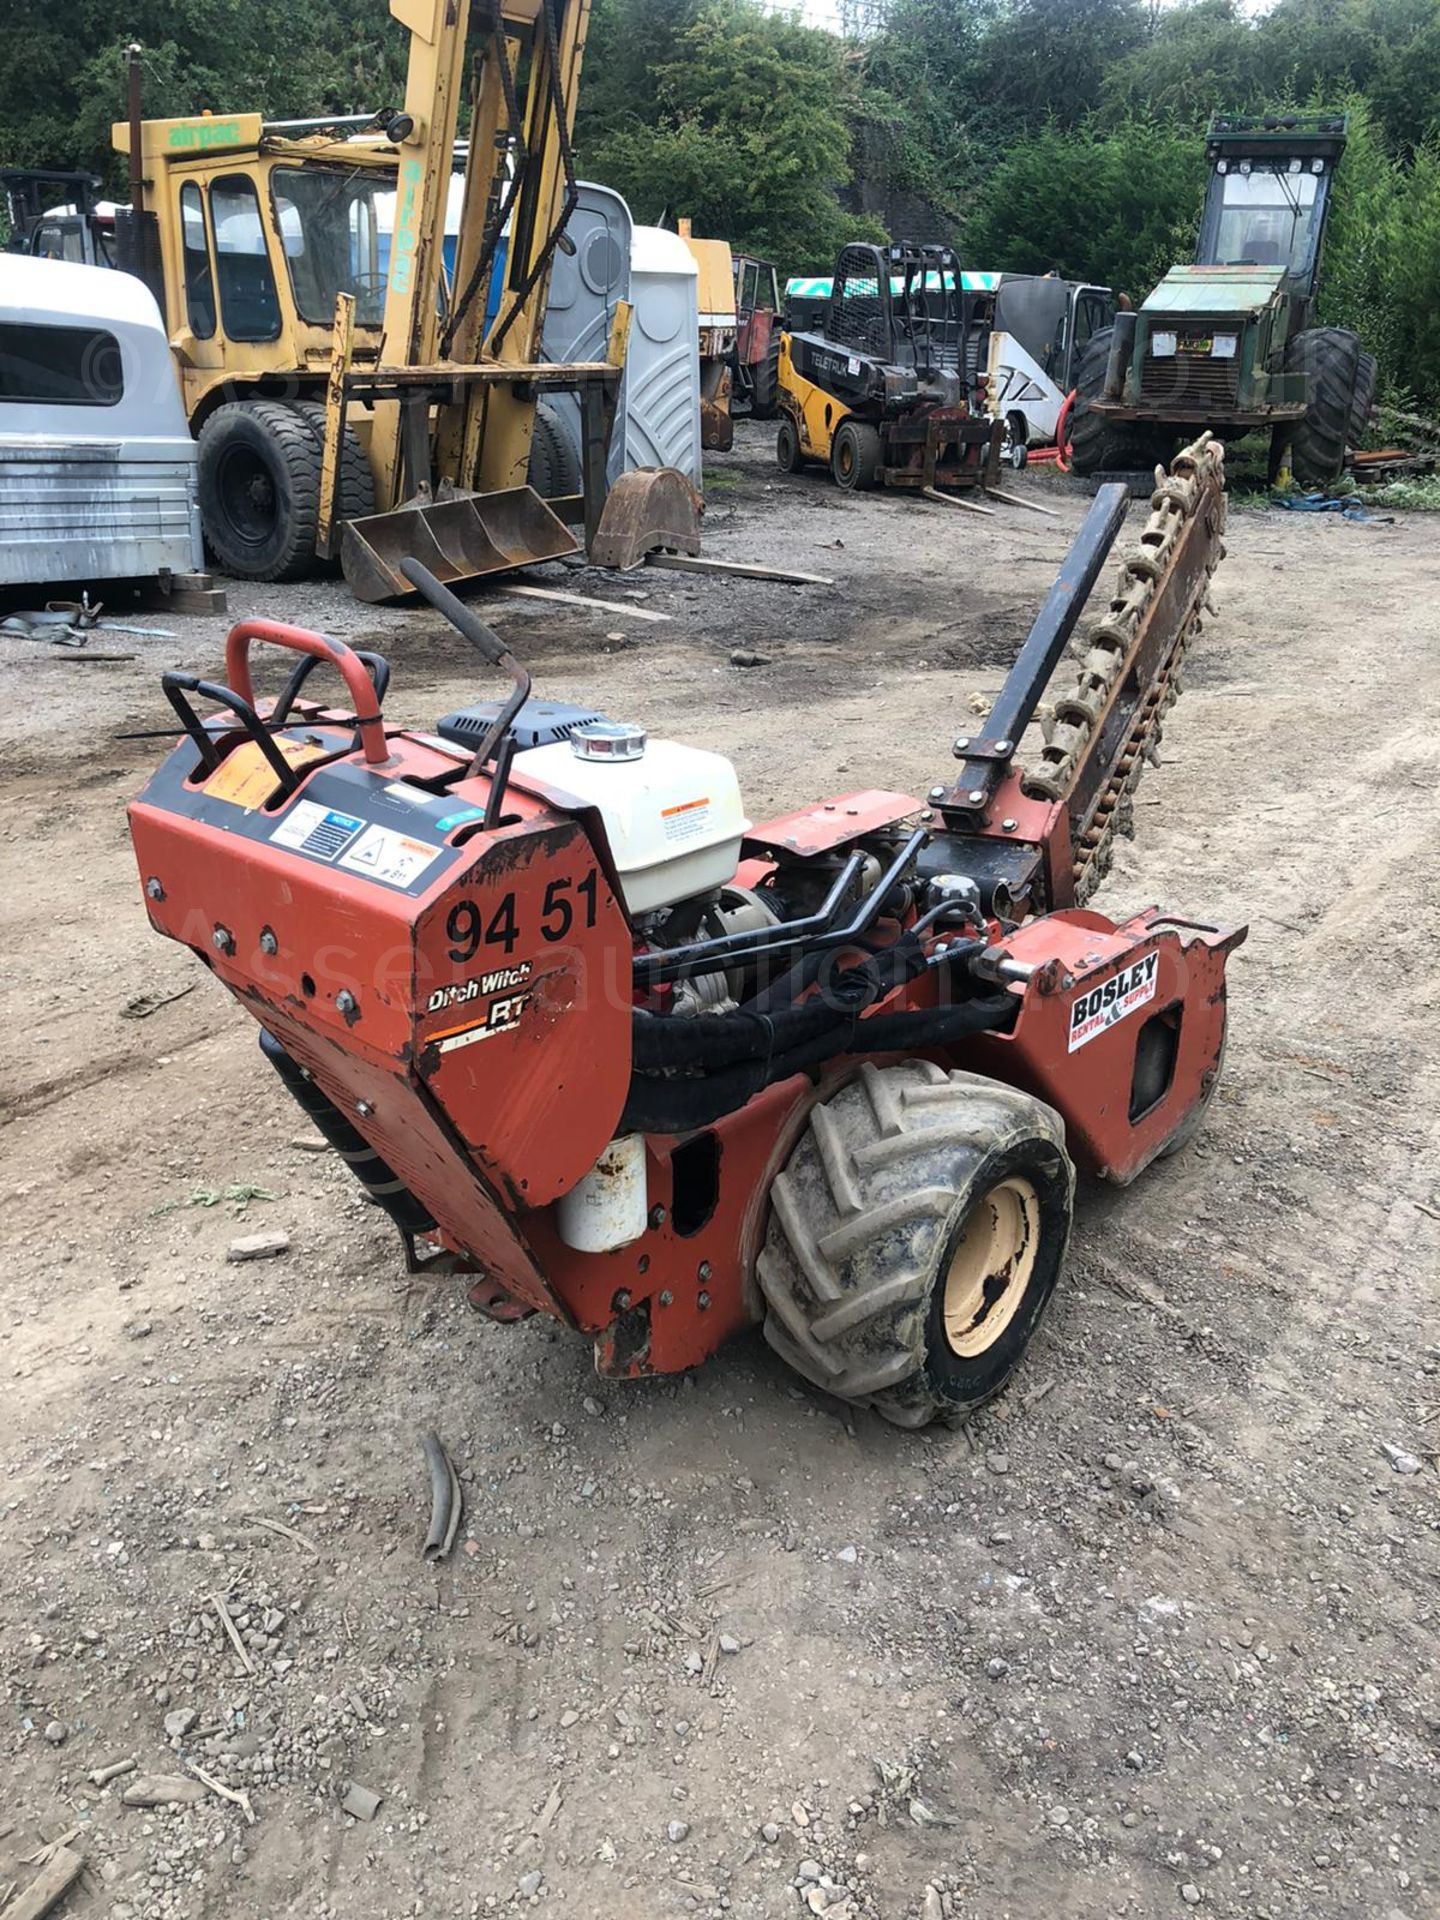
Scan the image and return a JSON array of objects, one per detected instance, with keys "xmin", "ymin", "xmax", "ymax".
[
  {"xmin": 660, "ymin": 796, "xmax": 712, "ymax": 845},
  {"xmin": 204, "ymin": 737, "xmax": 330, "ymax": 813},
  {"xmin": 1067, "ymin": 952, "xmax": 1159, "ymax": 1052},
  {"xmin": 337, "ymin": 824, "xmax": 443, "ymax": 889}
]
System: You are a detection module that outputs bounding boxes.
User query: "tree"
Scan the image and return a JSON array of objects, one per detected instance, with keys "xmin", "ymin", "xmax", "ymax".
[
  {"xmin": 981, "ymin": 0, "xmax": 1150, "ymax": 131},
  {"xmin": 962, "ymin": 121, "xmax": 1205, "ymax": 298},
  {"xmin": 1101, "ymin": 0, "xmax": 1262, "ymax": 125},
  {"xmin": 581, "ymin": 0, "xmax": 877, "ymax": 266}
]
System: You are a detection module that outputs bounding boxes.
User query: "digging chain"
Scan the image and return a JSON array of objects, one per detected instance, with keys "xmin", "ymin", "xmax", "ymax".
[{"xmin": 1020, "ymin": 433, "xmax": 1227, "ymax": 902}]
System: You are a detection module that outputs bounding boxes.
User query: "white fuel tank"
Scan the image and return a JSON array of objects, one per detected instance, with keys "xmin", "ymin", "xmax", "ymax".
[{"xmin": 514, "ymin": 724, "xmax": 749, "ymax": 915}]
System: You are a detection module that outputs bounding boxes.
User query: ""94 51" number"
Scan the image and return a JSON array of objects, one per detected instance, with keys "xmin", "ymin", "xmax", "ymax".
[{"xmin": 445, "ymin": 870, "xmax": 600, "ymax": 961}]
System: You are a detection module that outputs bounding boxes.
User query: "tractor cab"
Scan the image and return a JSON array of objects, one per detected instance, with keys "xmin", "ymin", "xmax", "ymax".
[{"xmin": 1195, "ymin": 112, "xmax": 1348, "ymax": 312}]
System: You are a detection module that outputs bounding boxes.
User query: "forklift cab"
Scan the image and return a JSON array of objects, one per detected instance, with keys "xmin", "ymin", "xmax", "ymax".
[
  {"xmin": 2, "ymin": 169, "xmax": 114, "ymax": 267},
  {"xmin": 1195, "ymin": 112, "xmax": 1348, "ymax": 304},
  {"xmin": 29, "ymin": 213, "xmax": 115, "ymax": 268},
  {"xmin": 826, "ymin": 242, "xmax": 970, "ymax": 380}
]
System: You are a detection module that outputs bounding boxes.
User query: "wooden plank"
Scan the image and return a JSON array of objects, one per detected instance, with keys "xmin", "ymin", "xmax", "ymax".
[
  {"xmin": 922, "ymin": 486, "xmax": 996, "ymax": 517},
  {"xmin": 495, "ymin": 584, "xmax": 672, "ymax": 623},
  {"xmin": 984, "ymin": 485, "xmax": 1062, "ymax": 518},
  {"xmin": 644, "ymin": 553, "xmax": 834, "ymax": 586},
  {"xmin": 7, "ymin": 1845, "xmax": 84, "ymax": 1920},
  {"xmin": 138, "ymin": 583, "xmax": 228, "ymax": 616}
]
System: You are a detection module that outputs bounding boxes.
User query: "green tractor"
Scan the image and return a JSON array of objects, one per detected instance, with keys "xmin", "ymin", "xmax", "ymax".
[{"xmin": 1071, "ymin": 112, "xmax": 1374, "ymax": 486}]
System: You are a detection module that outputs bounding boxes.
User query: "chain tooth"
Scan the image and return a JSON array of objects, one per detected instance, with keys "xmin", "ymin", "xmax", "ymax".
[{"xmin": 1022, "ymin": 434, "xmax": 1225, "ymax": 890}]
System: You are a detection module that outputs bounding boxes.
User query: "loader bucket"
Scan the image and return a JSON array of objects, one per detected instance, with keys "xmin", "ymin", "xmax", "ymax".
[
  {"xmin": 340, "ymin": 486, "xmax": 579, "ymax": 604},
  {"xmin": 589, "ymin": 467, "xmax": 704, "ymax": 572}
]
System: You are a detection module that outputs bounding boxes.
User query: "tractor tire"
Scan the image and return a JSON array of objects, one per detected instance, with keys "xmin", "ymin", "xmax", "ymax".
[
  {"xmin": 1347, "ymin": 350, "xmax": 1377, "ymax": 450},
  {"xmin": 1068, "ymin": 327, "xmax": 1174, "ymax": 477},
  {"xmin": 528, "ymin": 400, "xmax": 584, "ymax": 500},
  {"xmin": 831, "ymin": 417, "xmax": 883, "ymax": 492},
  {"xmin": 749, "ymin": 331, "xmax": 782, "ymax": 420},
  {"xmin": 293, "ymin": 401, "xmax": 375, "ymax": 571},
  {"xmin": 1286, "ymin": 326, "xmax": 1361, "ymax": 487},
  {"xmin": 198, "ymin": 399, "xmax": 337, "ymax": 582},
  {"xmin": 757, "ymin": 1062, "xmax": 1075, "ymax": 1429},
  {"xmin": 776, "ymin": 413, "xmax": 804, "ymax": 474}
]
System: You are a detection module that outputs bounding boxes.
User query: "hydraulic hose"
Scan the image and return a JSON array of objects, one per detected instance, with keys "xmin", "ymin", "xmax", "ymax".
[
  {"xmin": 619, "ymin": 990, "xmax": 1017, "ymax": 1136},
  {"xmin": 632, "ymin": 938, "xmax": 927, "ymax": 1074}
]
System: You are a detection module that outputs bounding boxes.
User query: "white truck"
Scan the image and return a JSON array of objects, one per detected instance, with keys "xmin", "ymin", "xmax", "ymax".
[
  {"xmin": 0, "ymin": 256, "xmax": 202, "ymax": 587},
  {"xmin": 983, "ymin": 276, "xmax": 1115, "ymax": 464}
]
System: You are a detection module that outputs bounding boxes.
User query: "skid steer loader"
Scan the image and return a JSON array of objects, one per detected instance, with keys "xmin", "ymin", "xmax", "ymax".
[
  {"xmin": 129, "ymin": 434, "xmax": 1237, "ymax": 1427},
  {"xmin": 113, "ymin": 2, "xmax": 680, "ymax": 599}
]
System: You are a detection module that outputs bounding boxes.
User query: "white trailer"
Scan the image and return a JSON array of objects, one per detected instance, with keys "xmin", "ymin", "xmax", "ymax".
[{"xmin": 0, "ymin": 256, "xmax": 202, "ymax": 587}]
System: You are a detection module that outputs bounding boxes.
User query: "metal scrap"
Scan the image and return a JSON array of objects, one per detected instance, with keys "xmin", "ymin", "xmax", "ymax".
[{"xmin": 1, "ymin": 594, "xmax": 175, "ymax": 647}]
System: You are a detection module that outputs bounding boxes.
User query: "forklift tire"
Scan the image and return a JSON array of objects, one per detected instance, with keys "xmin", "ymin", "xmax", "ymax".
[
  {"xmin": 757, "ymin": 1062, "xmax": 1074, "ymax": 1429},
  {"xmin": 750, "ymin": 332, "xmax": 782, "ymax": 420},
  {"xmin": 831, "ymin": 418, "xmax": 883, "ymax": 491},
  {"xmin": 776, "ymin": 414, "xmax": 804, "ymax": 473},
  {"xmin": 528, "ymin": 401, "xmax": 584, "ymax": 500},
  {"xmin": 1347, "ymin": 350, "xmax": 1377, "ymax": 450},
  {"xmin": 1068, "ymin": 327, "xmax": 1174, "ymax": 477},
  {"xmin": 1004, "ymin": 412, "xmax": 1029, "ymax": 470},
  {"xmin": 198, "ymin": 399, "xmax": 335, "ymax": 582},
  {"xmin": 1285, "ymin": 326, "xmax": 1361, "ymax": 487}
]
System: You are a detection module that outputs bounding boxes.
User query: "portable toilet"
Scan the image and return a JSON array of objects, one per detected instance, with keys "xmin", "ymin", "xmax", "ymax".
[
  {"xmin": 541, "ymin": 181, "xmax": 633, "ymax": 486},
  {"xmin": 626, "ymin": 225, "xmax": 701, "ymax": 486}
]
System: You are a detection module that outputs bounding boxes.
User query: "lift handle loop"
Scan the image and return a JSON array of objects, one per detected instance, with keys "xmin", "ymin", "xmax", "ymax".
[{"xmin": 223, "ymin": 620, "xmax": 389, "ymax": 765}]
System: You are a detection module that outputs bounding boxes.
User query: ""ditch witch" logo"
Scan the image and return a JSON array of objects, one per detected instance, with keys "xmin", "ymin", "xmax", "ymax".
[
  {"xmin": 1067, "ymin": 952, "xmax": 1159, "ymax": 1052},
  {"xmin": 427, "ymin": 964, "xmax": 531, "ymax": 1014}
]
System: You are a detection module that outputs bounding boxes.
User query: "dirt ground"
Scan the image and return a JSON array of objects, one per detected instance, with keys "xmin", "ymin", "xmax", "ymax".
[{"xmin": 1, "ymin": 422, "xmax": 1437, "ymax": 1920}]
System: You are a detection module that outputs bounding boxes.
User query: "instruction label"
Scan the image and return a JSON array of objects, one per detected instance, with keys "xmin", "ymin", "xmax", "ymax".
[
  {"xmin": 271, "ymin": 799, "xmax": 364, "ymax": 861},
  {"xmin": 1067, "ymin": 952, "xmax": 1159, "ymax": 1052}
]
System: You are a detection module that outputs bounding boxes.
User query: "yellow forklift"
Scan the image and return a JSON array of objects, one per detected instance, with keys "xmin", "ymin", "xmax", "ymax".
[
  {"xmin": 111, "ymin": 2, "xmax": 654, "ymax": 599},
  {"xmin": 777, "ymin": 241, "xmax": 1000, "ymax": 495}
]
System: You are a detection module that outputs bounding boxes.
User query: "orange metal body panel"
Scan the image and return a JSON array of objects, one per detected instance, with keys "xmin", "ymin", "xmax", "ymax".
[
  {"xmin": 743, "ymin": 790, "xmax": 922, "ymax": 859},
  {"xmin": 968, "ymin": 908, "xmax": 1240, "ymax": 1184}
]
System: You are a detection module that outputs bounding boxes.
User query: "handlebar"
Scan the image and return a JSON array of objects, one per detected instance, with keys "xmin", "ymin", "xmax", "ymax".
[{"xmin": 223, "ymin": 619, "xmax": 389, "ymax": 766}]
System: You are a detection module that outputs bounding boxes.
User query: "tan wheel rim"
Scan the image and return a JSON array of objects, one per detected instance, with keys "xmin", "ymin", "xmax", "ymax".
[{"xmin": 942, "ymin": 1176, "xmax": 1041, "ymax": 1358}]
